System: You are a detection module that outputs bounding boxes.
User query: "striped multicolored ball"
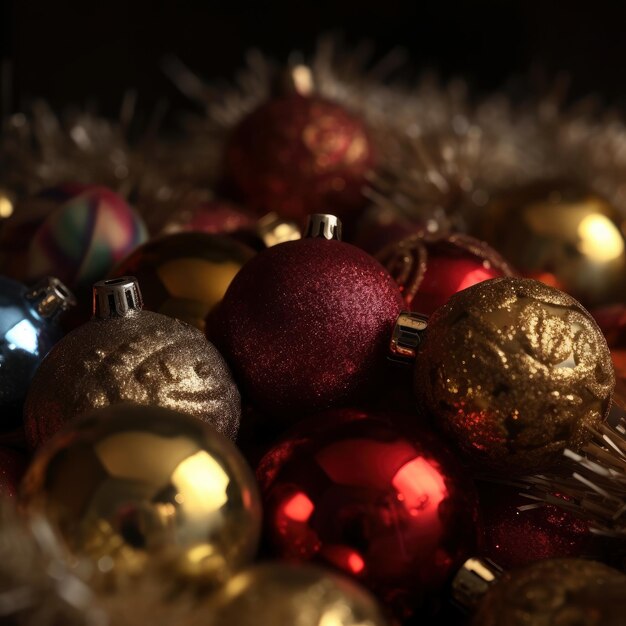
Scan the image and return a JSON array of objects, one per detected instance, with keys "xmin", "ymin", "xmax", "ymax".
[{"xmin": 27, "ymin": 186, "xmax": 147, "ymax": 289}]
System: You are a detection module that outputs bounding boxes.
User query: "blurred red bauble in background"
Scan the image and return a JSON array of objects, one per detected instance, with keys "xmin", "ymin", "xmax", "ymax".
[
  {"xmin": 224, "ymin": 94, "xmax": 375, "ymax": 225},
  {"xmin": 593, "ymin": 305, "xmax": 626, "ymax": 382},
  {"xmin": 478, "ymin": 482, "xmax": 590, "ymax": 569},
  {"xmin": 212, "ymin": 227, "xmax": 403, "ymax": 419},
  {"xmin": 378, "ymin": 231, "xmax": 515, "ymax": 315},
  {"xmin": 161, "ymin": 199, "xmax": 257, "ymax": 236},
  {"xmin": 256, "ymin": 408, "xmax": 481, "ymax": 619},
  {"xmin": 0, "ymin": 447, "xmax": 27, "ymax": 498}
]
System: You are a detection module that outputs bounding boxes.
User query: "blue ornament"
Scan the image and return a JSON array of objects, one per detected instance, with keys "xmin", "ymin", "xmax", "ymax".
[{"xmin": 0, "ymin": 276, "xmax": 75, "ymax": 427}]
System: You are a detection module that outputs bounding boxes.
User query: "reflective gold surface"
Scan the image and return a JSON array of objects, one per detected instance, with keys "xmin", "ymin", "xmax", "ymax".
[
  {"xmin": 21, "ymin": 404, "xmax": 261, "ymax": 587},
  {"xmin": 415, "ymin": 277, "xmax": 614, "ymax": 472},
  {"xmin": 110, "ymin": 233, "xmax": 255, "ymax": 331},
  {"xmin": 476, "ymin": 183, "xmax": 626, "ymax": 306},
  {"xmin": 472, "ymin": 559, "xmax": 626, "ymax": 626},
  {"xmin": 203, "ymin": 563, "xmax": 388, "ymax": 626}
]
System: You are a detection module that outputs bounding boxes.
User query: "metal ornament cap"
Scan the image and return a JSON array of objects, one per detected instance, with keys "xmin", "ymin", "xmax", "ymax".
[
  {"xmin": 451, "ymin": 558, "xmax": 502, "ymax": 612},
  {"xmin": 26, "ymin": 277, "xmax": 76, "ymax": 319},
  {"xmin": 257, "ymin": 212, "xmax": 301, "ymax": 247},
  {"xmin": 304, "ymin": 214, "xmax": 342, "ymax": 240},
  {"xmin": 390, "ymin": 311, "xmax": 429, "ymax": 363},
  {"xmin": 93, "ymin": 276, "xmax": 143, "ymax": 318}
]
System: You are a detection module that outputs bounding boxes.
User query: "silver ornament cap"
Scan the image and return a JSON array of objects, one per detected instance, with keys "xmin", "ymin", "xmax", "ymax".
[
  {"xmin": 389, "ymin": 311, "xmax": 429, "ymax": 363},
  {"xmin": 26, "ymin": 277, "xmax": 76, "ymax": 319},
  {"xmin": 304, "ymin": 214, "xmax": 342, "ymax": 241},
  {"xmin": 93, "ymin": 276, "xmax": 143, "ymax": 319},
  {"xmin": 451, "ymin": 558, "xmax": 502, "ymax": 611}
]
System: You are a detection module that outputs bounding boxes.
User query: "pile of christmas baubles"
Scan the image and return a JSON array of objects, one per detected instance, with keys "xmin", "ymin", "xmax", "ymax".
[{"xmin": 1, "ymin": 83, "xmax": 626, "ymax": 626}]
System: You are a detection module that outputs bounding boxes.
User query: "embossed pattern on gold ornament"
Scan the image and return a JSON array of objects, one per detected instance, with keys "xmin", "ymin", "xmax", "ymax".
[{"xmin": 414, "ymin": 277, "xmax": 614, "ymax": 472}]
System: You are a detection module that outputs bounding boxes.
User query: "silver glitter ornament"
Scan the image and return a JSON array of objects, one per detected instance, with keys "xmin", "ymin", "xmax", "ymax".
[{"xmin": 24, "ymin": 276, "xmax": 240, "ymax": 448}]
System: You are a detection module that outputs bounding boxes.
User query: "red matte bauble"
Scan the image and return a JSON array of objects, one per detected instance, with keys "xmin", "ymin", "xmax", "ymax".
[
  {"xmin": 212, "ymin": 238, "xmax": 403, "ymax": 418},
  {"xmin": 162, "ymin": 200, "xmax": 256, "ymax": 236},
  {"xmin": 0, "ymin": 447, "xmax": 27, "ymax": 498},
  {"xmin": 224, "ymin": 95, "xmax": 375, "ymax": 225},
  {"xmin": 478, "ymin": 482, "xmax": 589, "ymax": 569},
  {"xmin": 378, "ymin": 231, "xmax": 515, "ymax": 316},
  {"xmin": 256, "ymin": 409, "xmax": 481, "ymax": 618},
  {"xmin": 352, "ymin": 207, "xmax": 425, "ymax": 255},
  {"xmin": 593, "ymin": 305, "xmax": 626, "ymax": 383}
]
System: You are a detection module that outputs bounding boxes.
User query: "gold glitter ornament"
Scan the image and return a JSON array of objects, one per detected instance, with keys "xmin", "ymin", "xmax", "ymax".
[
  {"xmin": 24, "ymin": 277, "xmax": 241, "ymax": 449},
  {"xmin": 21, "ymin": 404, "xmax": 261, "ymax": 587},
  {"xmin": 414, "ymin": 277, "xmax": 614, "ymax": 472},
  {"xmin": 202, "ymin": 562, "xmax": 389, "ymax": 626},
  {"xmin": 472, "ymin": 559, "xmax": 626, "ymax": 626},
  {"xmin": 474, "ymin": 182, "xmax": 626, "ymax": 307}
]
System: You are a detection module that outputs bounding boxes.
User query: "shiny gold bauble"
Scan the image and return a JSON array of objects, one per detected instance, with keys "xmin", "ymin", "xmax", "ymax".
[
  {"xmin": 415, "ymin": 277, "xmax": 614, "ymax": 472},
  {"xmin": 475, "ymin": 182, "xmax": 626, "ymax": 306},
  {"xmin": 109, "ymin": 232, "xmax": 255, "ymax": 331},
  {"xmin": 24, "ymin": 277, "xmax": 241, "ymax": 449},
  {"xmin": 203, "ymin": 563, "xmax": 389, "ymax": 626},
  {"xmin": 472, "ymin": 559, "xmax": 626, "ymax": 626},
  {"xmin": 21, "ymin": 404, "xmax": 261, "ymax": 587}
]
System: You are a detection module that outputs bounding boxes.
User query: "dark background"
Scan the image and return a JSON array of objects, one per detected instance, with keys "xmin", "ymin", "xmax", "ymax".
[{"xmin": 3, "ymin": 0, "xmax": 626, "ymax": 119}]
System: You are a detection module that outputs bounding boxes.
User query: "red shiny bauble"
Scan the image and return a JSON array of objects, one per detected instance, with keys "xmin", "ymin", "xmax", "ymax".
[
  {"xmin": 162, "ymin": 200, "xmax": 257, "ymax": 236},
  {"xmin": 378, "ymin": 231, "xmax": 515, "ymax": 316},
  {"xmin": 212, "ymin": 238, "xmax": 403, "ymax": 418},
  {"xmin": 224, "ymin": 94, "xmax": 375, "ymax": 225},
  {"xmin": 0, "ymin": 447, "xmax": 28, "ymax": 498},
  {"xmin": 256, "ymin": 409, "xmax": 481, "ymax": 619},
  {"xmin": 478, "ymin": 482, "xmax": 590, "ymax": 569}
]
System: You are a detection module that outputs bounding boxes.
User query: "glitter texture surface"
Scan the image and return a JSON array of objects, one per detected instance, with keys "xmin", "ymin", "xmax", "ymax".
[
  {"xmin": 472, "ymin": 559, "xmax": 626, "ymax": 626},
  {"xmin": 213, "ymin": 238, "xmax": 404, "ymax": 418},
  {"xmin": 224, "ymin": 94, "xmax": 375, "ymax": 225},
  {"xmin": 415, "ymin": 277, "xmax": 614, "ymax": 472},
  {"xmin": 24, "ymin": 309, "xmax": 241, "ymax": 448}
]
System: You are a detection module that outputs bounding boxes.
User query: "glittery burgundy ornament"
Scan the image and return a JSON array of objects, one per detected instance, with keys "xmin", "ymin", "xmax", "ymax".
[
  {"xmin": 256, "ymin": 408, "xmax": 480, "ymax": 619},
  {"xmin": 477, "ymin": 482, "xmax": 590, "ymax": 569},
  {"xmin": 224, "ymin": 94, "xmax": 375, "ymax": 225},
  {"xmin": 378, "ymin": 231, "xmax": 515, "ymax": 316},
  {"xmin": 0, "ymin": 447, "xmax": 27, "ymax": 498},
  {"xmin": 212, "ymin": 215, "xmax": 403, "ymax": 418}
]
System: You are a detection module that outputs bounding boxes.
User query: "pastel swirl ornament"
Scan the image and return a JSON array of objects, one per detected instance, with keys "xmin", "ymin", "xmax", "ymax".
[{"xmin": 27, "ymin": 186, "xmax": 147, "ymax": 290}]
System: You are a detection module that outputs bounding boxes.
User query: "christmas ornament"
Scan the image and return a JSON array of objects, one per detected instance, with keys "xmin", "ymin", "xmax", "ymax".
[
  {"xmin": 0, "ymin": 448, "xmax": 28, "ymax": 498},
  {"xmin": 161, "ymin": 200, "xmax": 256, "ymax": 236},
  {"xmin": 109, "ymin": 232, "xmax": 254, "ymax": 331},
  {"xmin": 223, "ymin": 71, "xmax": 375, "ymax": 225},
  {"xmin": 477, "ymin": 482, "xmax": 589, "ymax": 569},
  {"xmin": 24, "ymin": 277, "xmax": 240, "ymax": 448},
  {"xmin": 474, "ymin": 182, "xmax": 626, "ymax": 307},
  {"xmin": 377, "ymin": 231, "xmax": 515, "ymax": 316},
  {"xmin": 413, "ymin": 277, "xmax": 614, "ymax": 472},
  {"xmin": 213, "ymin": 214, "xmax": 403, "ymax": 418},
  {"xmin": 256, "ymin": 408, "xmax": 480, "ymax": 618},
  {"xmin": 21, "ymin": 403, "xmax": 261, "ymax": 586},
  {"xmin": 204, "ymin": 562, "xmax": 388, "ymax": 626},
  {"xmin": 593, "ymin": 304, "xmax": 626, "ymax": 386},
  {"xmin": 471, "ymin": 558, "xmax": 626, "ymax": 626},
  {"xmin": 26, "ymin": 186, "xmax": 148, "ymax": 290},
  {"xmin": 0, "ymin": 275, "xmax": 75, "ymax": 427}
]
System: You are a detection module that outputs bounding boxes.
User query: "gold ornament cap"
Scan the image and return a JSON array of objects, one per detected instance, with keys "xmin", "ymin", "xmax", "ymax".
[
  {"xmin": 257, "ymin": 212, "xmax": 301, "ymax": 247},
  {"xmin": 451, "ymin": 558, "xmax": 502, "ymax": 611},
  {"xmin": 304, "ymin": 214, "xmax": 342, "ymax": 241},
  {"xmin": 390, "ymin": 311, "xmax": 429, "ymax": 363},
  {"xmin": 93, "ymin": 276, "xmax": 143, "ymax": 319},
  {"xmin": 26, "ymin": 277, "xmax": 76, "ymax": 319}
]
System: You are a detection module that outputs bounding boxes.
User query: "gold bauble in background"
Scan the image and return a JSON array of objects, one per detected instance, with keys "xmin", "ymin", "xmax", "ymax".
[
  {"xmin": 472, "ymin": 558, "xmax": 626, "ymax": 626},
  {"xmin": 109, "ymin": 232, "xmax": 255, "ymax": 331},
  {"xmin": 203, "ymin": 563, "xmax": 389, "ymax": 626},
  {"xmin": 21, "ymin": 404, "xmax": 261, "ymax": 587},
  {"xmin": 24, "ymin": 277, "xmax": 241, "ymax": 448},
  {"xmin": 474, "ymin": 182, "xmax": 626, "ymax": 306},
  {"xmin": 414, "ymin": 277, "xmax": 614, "ymax": 472}
]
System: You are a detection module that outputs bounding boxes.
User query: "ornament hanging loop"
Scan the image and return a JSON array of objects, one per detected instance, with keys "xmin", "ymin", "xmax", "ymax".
[
  {"xmin": 93, "ymin": 276, "xmax": 143, "ymax": 319},
  {"xmin": 304, "ymin": 214, "xmax": 342, "ymax": 241},
  {"xmin": 389, "ymin": 311, "xmax": 428, "ymax": 363}
]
